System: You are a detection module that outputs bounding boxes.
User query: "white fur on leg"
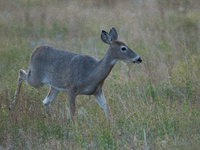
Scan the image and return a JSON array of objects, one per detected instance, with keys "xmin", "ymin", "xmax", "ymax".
[
  {"xmin": 43, "ymin": 97, "xmax": 49, "ymax": 105},
  {"xmin": 43, "ymin": 87, "xmax": 59, "ymax": 117},
  {"xmin": 43, "ymin": 88, "xmax": 59, "ymax": 106},
  {"xmin": 94, "ymin": 93, "xmax": 113, "ymax": 121}
]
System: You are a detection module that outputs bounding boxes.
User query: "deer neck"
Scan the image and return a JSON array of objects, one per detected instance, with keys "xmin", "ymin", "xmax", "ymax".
[{"xmin": 90, "ymin": 49, "xmax": 117, "ymax": 84}]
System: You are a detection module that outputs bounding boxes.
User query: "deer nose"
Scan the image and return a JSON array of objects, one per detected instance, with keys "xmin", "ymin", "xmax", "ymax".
[
  {"xmin": 138, "ymin": 57, "xmax": 142, "ymax": 62},
  {"xmin": 133, "ymin": 56, "xmax": 142, "ymax": 64}
]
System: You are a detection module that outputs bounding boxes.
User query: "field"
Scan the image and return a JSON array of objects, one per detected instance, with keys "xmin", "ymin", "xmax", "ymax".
[{"xmin": 0, "ymin": 0, "xmax": 200, "ymax": 149}]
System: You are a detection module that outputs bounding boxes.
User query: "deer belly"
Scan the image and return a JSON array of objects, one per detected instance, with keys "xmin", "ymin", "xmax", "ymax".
[
  {"xmin": 50, "ymin": 85, "xmax": 68, "ymax": 92},
  {"xmin": 79, "ymin": 86, "xmax": 97, "ymax": 95}
]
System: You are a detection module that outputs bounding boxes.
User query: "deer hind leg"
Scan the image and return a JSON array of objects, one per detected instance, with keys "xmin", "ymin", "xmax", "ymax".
[
  {"xmin": 10, "ymin": 69, "xmax": 28, "ymax": 109},
  {"xmin": 14, "ymin": 70, "xmax": 27, "ymax": 99},
  {"xmin": 43, "ymin": 86, "xmax": 59, "ymax": 119},
  {"xmin": 11, "ymin": 68, "xmax": 44, "ymax": 109},
  {"xmin": 94, "ymin": 91, "xmax": 113, "ymax": 122}
]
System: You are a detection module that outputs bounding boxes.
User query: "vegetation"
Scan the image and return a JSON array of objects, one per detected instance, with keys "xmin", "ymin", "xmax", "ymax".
[{"xmin": 0, "ymin": 0, "xmax": 200, "ymax": 149}]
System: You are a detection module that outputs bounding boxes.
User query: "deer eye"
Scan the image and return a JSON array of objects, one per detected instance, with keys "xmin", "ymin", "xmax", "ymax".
[{"xmin": 121, "ymin": 46, "xmax": 127, "ymax": 51}]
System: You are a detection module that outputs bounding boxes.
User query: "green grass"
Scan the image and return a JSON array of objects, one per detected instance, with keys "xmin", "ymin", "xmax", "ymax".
[{"xmin": 0, "ymin": 0, "xmax": 200, "ymax": 149}]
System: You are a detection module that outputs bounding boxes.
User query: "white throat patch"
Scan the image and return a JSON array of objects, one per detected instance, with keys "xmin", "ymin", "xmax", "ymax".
[{"xmin": 110, "ymin": 59, "xmax": 118, "ymax": 65}]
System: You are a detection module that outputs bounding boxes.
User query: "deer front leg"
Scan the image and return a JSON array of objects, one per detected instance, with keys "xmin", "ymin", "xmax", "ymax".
[
  {"xmin": 68, "ymin": 91, "xmax": 77, "ymax": 123},
  {"xmin": 94, "ymin": 90, "xmax": 113, "ymax": 122}
]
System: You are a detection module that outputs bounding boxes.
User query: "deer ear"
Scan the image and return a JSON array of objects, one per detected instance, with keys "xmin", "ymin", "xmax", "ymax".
[
  {"xmin": 109, "ymin": 27, "xmax": 118, "ymax": 41},
  {"xmin": 101, "ymin": 30, "xmax": 113, "ymax": 44}
]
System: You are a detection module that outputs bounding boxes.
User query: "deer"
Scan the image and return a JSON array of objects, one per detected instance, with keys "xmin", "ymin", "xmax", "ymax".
[{"xmin": 11, "ymin": 27, "xmax": 142, "ymax": 122}]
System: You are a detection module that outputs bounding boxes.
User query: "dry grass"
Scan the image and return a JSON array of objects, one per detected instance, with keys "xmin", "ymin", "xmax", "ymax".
[{"xmin": 0, "ymin": 0, "xmax": 200, "ymax": 149}]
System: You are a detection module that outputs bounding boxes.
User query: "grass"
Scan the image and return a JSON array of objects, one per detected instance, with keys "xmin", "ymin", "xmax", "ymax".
[{"xmin": 0, "ymin": 0, "xmax": 200, "ymax": 149}]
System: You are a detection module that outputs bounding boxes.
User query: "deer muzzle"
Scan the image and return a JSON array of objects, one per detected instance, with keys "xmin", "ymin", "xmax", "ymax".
[{"xmin": 133, "ymin": 56, "xmax": 142, "ymax": 64}]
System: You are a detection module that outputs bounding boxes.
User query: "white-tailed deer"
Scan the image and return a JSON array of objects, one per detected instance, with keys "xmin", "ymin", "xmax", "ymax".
[{"xmin": 11, "ymin": 27, "xmax": 142, "ymax": 122}]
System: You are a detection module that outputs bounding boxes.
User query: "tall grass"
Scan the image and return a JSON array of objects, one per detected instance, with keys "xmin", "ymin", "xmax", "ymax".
[{"xmin": 0, "ymin": 0, "xmax": 200, "ymax": 149}]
